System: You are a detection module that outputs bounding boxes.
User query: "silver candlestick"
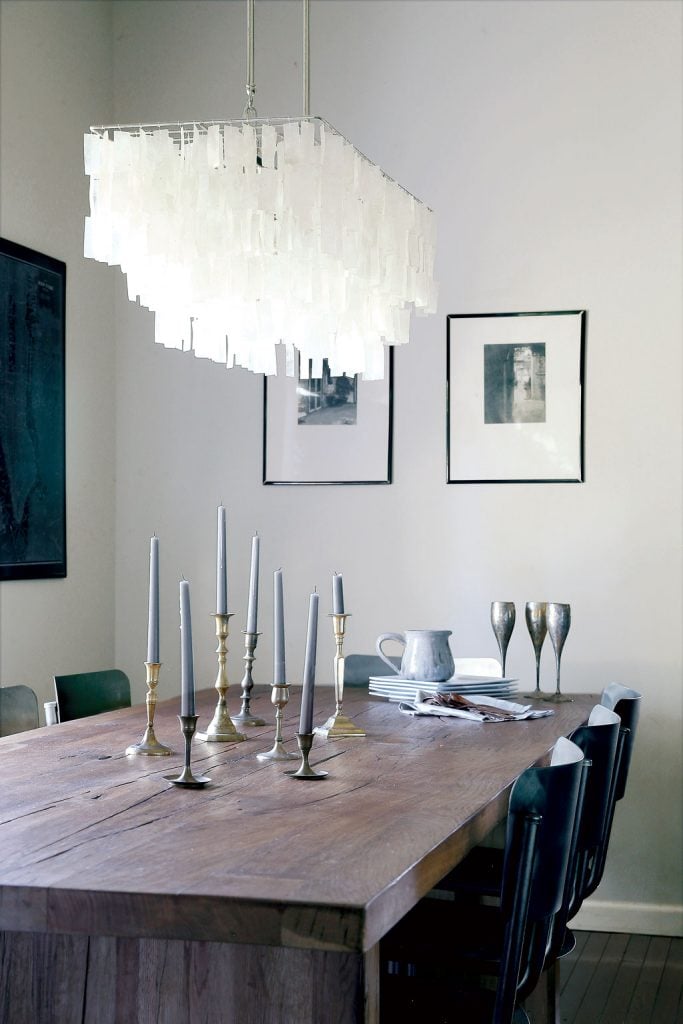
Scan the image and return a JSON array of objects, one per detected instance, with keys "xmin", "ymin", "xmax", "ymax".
[
  {"xmin": 284, "ymin": 732, "xmax": 328, "ymax": 780},
  {"xmin": 233, "ymin": 630, "xmax": 266, "ymax": 726},
  {"xmin": 164, "ymin": 715, "xmax": 211, "ymax": 787},
  {"xmin": 256, "ymin": 683, "xmax": 298, "ymax": 762}
]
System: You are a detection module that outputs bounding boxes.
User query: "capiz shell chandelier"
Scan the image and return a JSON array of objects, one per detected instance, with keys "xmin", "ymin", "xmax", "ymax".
[{"xmin": 83, "ymin": 2, "xmax": 437, "ymax": 380}]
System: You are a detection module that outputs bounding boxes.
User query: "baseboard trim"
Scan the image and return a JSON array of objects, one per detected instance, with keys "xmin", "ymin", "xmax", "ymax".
[{"xmin": 570, "ymin": 899, "xmax": 683, "ymax": 937}]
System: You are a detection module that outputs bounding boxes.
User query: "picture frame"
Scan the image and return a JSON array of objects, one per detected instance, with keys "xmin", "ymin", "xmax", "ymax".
[
  {"xmin": 263, "ymin": 347, "xmax": 393, "ymax": 485},
  {"xmin": 447, "ymin": 310, "xmax": 586, "ymax": 484},
  {"xmin": 0, "ymin": 237, "xmax": 67, "ymax": 579}
]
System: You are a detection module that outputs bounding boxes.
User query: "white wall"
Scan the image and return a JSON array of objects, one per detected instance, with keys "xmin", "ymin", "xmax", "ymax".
[
  {"xmin": 111, "ymin": 0, "xmax": 682, "ymax": 935},
  {"xmin": 0, "ymin": 0, "xmax": 680, "ymax": 936},
  {"xmin": 0, "ymin": 2, "xmax": 116, "ymax": 702}
]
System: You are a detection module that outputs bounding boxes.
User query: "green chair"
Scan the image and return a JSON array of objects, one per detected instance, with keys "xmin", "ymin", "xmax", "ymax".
[
  {"xmin": 0, "ymin": 685, "xmax": 40, "ymax": 736},
  {"xmin": 53, "ymin": 669, "xmax": 131, "ymax": 723}
]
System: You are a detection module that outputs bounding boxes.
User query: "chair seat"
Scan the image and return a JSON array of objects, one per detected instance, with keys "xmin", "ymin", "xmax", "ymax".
[{"xmin": 382, "ymin": 964, "xmax": 529, "ymax": 1023}]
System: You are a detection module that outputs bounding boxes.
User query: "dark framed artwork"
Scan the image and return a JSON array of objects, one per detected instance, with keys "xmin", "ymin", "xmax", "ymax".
[
  {"xmin": 263, "ymin": 347, "xmax": 393, "ymax": 484},
  {"xmin": 447, "ymin": 310, "xmax": 585, "ymax": 483},
  {"xmin": 0, "ymin": 237, "xmax": 66, "ymax": 579}
]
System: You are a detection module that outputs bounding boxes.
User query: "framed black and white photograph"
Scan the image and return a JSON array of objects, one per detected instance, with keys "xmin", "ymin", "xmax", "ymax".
[
  {"xmin": 263, "ymin": 348, "xmax": 393, "ymax": 484},
  {"xmin": 0, "ymin": 237, "xmax": 66, "ymax": 579},
  {"xmin": 447, "ymin": 310, "xmax": 585, "ymax": 483}
]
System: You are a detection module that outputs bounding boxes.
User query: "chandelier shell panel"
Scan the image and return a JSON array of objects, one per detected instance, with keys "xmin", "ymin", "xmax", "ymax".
[{"xmin": 84, "ymin": 117, "xmax": 437, "ymax": 379}]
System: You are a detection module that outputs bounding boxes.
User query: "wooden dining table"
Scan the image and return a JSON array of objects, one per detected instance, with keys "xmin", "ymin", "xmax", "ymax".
[{"xmin": 0, "ymin": 684, "xmax": 596, "ymax": 1023}]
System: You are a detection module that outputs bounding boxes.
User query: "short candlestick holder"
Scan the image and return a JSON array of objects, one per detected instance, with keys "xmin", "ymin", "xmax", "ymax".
[
  {"xmin": 126, "ymin": 662, "xmax": 173, "ymax": 756},
  {"xmin": 256, "ymin": 684, "xmax": 298, "ymax": 762},
  {"xmin": 196, "ymin": 612, "xmax": 246, "ymax": 743},
  {"xmin": 232, "ymin": 630, "xmax": 266, "ymax": 726},
  {"xmin": 164, "ymin": 715, "xmax": 211, "ymax": 787},
  {"xmin": 315, "ymin": 613, "xmax": 366, "ymax": 738},
  {"xmin": 284, "ymin": 732, "xmax": 328, "ymax": 779}
]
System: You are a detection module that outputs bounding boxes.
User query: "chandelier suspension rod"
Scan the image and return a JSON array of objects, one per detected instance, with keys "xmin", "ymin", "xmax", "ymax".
[
  {"xmin": 303, "ymin": 0, "xmax": 310, "ymax": 117},
  {"xmin": 243, "ymin": 0, "xmax": 257, "ymax": 118}
]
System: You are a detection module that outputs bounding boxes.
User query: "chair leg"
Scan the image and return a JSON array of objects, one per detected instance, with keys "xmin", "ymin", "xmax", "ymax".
[{"xmin": 522, "ymin": 962, "xmax": 560, "ymax": 1024}]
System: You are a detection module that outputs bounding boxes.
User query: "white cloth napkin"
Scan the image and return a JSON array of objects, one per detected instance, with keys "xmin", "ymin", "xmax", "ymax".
[{"xmin": 398, "ymin": 691, "xmax": 554, "ymax": 722}]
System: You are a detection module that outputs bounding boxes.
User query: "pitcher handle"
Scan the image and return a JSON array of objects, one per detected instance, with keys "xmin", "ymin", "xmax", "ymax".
[{"xmin": 376, "ymin": 632, "xmax": 405, "ymax": 675}]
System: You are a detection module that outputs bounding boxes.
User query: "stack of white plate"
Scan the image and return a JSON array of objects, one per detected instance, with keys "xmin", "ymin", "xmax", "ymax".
[{"xmin": 368, "ymin": 674, "xmax": 518, "ymax": 702}]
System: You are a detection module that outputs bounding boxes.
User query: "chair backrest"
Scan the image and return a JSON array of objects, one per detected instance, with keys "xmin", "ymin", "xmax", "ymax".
[
  {"xmin": 579, "ymin": 683, "xmax": 643, "ymax": 898},
  {"xmin": 547, "ymin": 705, "xmax": 621, "ymax": 953},
  {"xmin": 600, "ymin": 683, "xmax": 641, "ymax": 801},
  {"xmin": 453, "ymin": 657, "xmax": 503, "ymax": 678},
  {"xmin": 54, "ymin": 669, "xmax": 131, "ymax": 722},
  {"xmin": 0, "ymin": 685, "xmax": 40, "ymax": 737},
  {"xmin": 496, "ymin": 737, "xmax": 584, "ymax": 1022},
  {"xmin": 346, "ymin": 653, "xmax": 502, "ymax": 686},
  {"xmin": 345, "ymin": 653, "xmax": 401, "ymax": 685}
]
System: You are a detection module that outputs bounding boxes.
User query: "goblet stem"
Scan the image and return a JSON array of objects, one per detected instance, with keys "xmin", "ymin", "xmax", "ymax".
[{"xmin": 546, "ymin": 602, "xmax": 572, "ymax": 702}]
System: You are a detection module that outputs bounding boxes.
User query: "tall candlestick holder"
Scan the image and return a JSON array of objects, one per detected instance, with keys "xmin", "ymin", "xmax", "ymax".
[
  {"xmin": 164, "ymin": 715, "xmax": 211, "ymax": 787},
  {"xmin": 196, "ymin": 612, "xmax": 246, "ymax": 743},
  {"xmin": 126, "ymin": 662, "xmax": 173, "ymax": 756},
  {"xmin": 232, "ymin": 630, "xmax": 266, "ymax": 726},
  {"xmin": 284, "ymin": 732, "xmax": 328, "ymax": 779},
  {"xmin": 256, "ymin": 684, "xmax": 298, "ymax": 762},
  {"xmin": 315, "ymin": 613, "xmax": 366, "ymax": 738}
]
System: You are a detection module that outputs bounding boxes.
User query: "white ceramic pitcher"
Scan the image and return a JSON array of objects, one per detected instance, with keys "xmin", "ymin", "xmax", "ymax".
[{"xmin": 375, "ymin": 629, "xmax": 455, "ymax": 682}]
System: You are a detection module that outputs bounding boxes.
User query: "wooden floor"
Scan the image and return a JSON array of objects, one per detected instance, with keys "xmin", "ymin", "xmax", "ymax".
[{"xmin": 559, "ymin": 931, "xmax": 683, "ymax": 1023}]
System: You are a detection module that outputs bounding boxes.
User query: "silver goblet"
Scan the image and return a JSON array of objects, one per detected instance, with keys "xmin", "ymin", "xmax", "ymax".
[
  {"xmin": 524, "ymin": 601, "xmax": 548, "ymax": 700},
  {"xmin": 490, "ymin": 602, "xmax": 515, "ymax": 676},
  {"xmin": 547, "ymin": 602, "xmax": 572, "ymax": 703}
]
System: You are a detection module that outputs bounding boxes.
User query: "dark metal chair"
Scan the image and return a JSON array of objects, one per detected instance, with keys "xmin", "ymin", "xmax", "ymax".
[
  {"xmin": 550, "ymin": 705, "xmax": 621, "ymax": 952},
  {"xmin": 436, "ymin": 690, "xmax": 640, "ymax": 1023},
  {"xmin": 380, "ymin": 737, "xmax": 585, "ymax": 1024},
  {"xmin": 53, "ymin": 669, "xmax": 131, "ymax": 723},
  {"xmin": 345, "ymin": 654, "xmax": 501, "ymax": 687},
  {"xmin": 344, "ymin": 653, "xmax": 400, "ymax": 685},
  {"xmin": 0, "ymin": 685, "xmax": 40, "ymax": 737},
  {"xmin": 586, "ymin": 683, "xmax": 642, "ymax": 893}
]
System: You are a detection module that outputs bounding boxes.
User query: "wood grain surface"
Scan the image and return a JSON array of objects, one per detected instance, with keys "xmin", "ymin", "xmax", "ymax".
[
  {"xmin": 0, "ymin": 687, "xmax": 595, "ymax": 1022},
  {"xmin": 0, "ymin": 687, "xmax": 595, "ymax": 954}
]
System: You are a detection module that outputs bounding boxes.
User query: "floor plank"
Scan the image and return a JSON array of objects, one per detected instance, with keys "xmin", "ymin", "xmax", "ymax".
[
  {"xmin": 560, "ymin": 931, "xmax": 610, "ymax": 1022},
  {"xmin": 559, "ymin": 931, "xmax": 683, "ymax": 1024},
  {"xmin": 572, "ymin": 932, "xmax": 631, "ymax": 1024},
  {"xmin": 625, "ymin": 936, "xmax": 671, "ymax": 1024},
  {"xmin": 650, "ymin": 936, "xmax": 683, "ymax": 1024}
]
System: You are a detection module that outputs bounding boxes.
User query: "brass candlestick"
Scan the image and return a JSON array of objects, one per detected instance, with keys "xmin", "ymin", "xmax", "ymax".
[
  {"xmin": 164, "ymin": 715, "xmax": 211, "ymax": 787},
  {"xmin": 256, "ymin": 684, "xmax": 298, "ymax": 762},
  {"xmin": 284, "ymin": 732, "xmax": 329, "ymax": 779},
  {"xmin": 316, "ymin": 613, "xmax": 365, "ymax": 738},
  {"xmin": 196, "ymin": 612, "xmax": 246, "ymax": 743},
  {"xmin": 126, "ymin": 662, "xmax": 173, "ymax": 756},
  {"xmin": 233, "ymin": 630, "xmax": 266, "ymax": 726}
]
